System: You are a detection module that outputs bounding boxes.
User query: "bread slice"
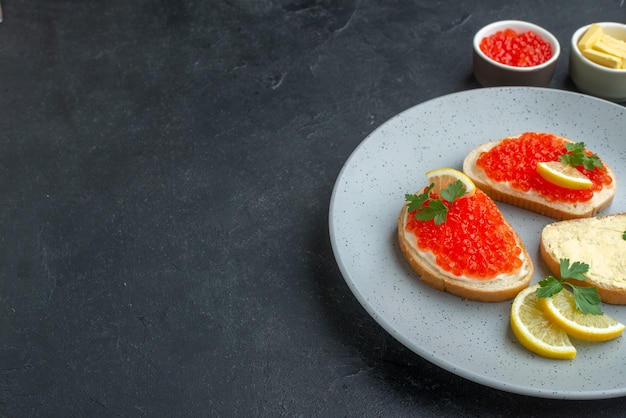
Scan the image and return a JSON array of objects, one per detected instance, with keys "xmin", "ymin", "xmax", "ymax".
[
  {"xmin": 540, "ymin": 213, "xmax": 626, "ymax": 304},
  {"xmin": 397, "ymin": 192, "xmax": 533, "ymax": 302},
  {"xmin": 463, "ymin": 134, "xmax": 617, "ymax": 220}
]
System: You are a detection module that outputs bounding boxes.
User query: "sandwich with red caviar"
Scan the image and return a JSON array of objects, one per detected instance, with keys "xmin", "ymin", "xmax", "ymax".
[
  {"xmin": 398, "ymin": 168, "xmax": 533, "ymax": 302},
  {"xmin": 463, "ymin": 132, "xmax": 616, "ymax": 220}
]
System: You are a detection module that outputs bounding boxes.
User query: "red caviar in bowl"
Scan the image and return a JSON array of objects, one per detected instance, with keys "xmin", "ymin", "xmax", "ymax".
[
  {"xmin": 405, "ymin": 189, "xmax": 522, "ymax": 279},
  {"xmin": 480, "ymin": 29, "xmax": 553, "ymax": 67},
  {"xmin": 476, "ymin": 132, "xmax": 611, "ymax": 203}
]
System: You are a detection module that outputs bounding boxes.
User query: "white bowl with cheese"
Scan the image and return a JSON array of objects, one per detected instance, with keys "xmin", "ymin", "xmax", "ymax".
[{"xmin": 570, "ymin": 22, "xmax": 626, "ymax": 102}]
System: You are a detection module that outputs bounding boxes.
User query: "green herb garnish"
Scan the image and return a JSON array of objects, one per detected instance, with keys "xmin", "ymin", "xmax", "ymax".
[
  {"xmin": 559, "ymin": 142, "xmax": 603, "ymax": 171},
  {"xmin": 536, "ymin": 258, "xmax": 602, "ymax": 315},
  {"xmin": 405, "ymin": 180, "xmax": 467, "ymax": 226},
  {"xmin": 623, "ymin": 230, "xmax": 626, "ymax": 241}
]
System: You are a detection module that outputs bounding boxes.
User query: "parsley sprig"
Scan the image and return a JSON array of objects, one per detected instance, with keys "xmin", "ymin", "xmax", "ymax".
[
  {"xmin": 623, "ymin": 230, "xmax": 626, "ymax": 241},
  {"xmin": 405, "ymin": 180, "xmax": 467, "ymax": 226},
  {"xmin": 559, "ymin": 142, "xmax": 603, "ymax": 171},
  {"xmin": 536, "ymin": 258, "xmax": 602, "ymax": 315}
]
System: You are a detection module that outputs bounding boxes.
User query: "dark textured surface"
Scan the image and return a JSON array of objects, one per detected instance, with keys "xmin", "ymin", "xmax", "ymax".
[{"xmin": 1, "ymin": 1, "xmax": 626, "ymax": 416}]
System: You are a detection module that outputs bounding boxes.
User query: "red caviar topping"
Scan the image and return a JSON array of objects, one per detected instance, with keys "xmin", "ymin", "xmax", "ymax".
[
  {"xmin": 480, "ymin": 29, "xmax": 552, "ymax": 67},
  {"xmin": 476, "ymin": 132, "xmax": 611, "ymax": 203},
  {"xmin": 405, "ymin": 189, "xmax": 522, "ymax": 279}
]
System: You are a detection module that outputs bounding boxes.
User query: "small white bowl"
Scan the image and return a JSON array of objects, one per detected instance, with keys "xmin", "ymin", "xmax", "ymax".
[
  {"xmin": 473, "ymin": 20, "xmax": 560, "ymax": 87},
  {"xmin": 570, "ymin": 22, "xmax": 626, "ymax": 102}
]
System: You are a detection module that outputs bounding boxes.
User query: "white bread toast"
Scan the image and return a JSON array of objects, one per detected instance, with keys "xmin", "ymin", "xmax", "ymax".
[
  {"xmin": 398, "ymin": 190, "xmax": 533, "ymax": 302},
  {"xmin": 463, "ymin": 134, "xmax": 617, "ymax": 220},
  {"xmin": 541, "ymin": 213, "xmax": 626, "ymax": 305}
]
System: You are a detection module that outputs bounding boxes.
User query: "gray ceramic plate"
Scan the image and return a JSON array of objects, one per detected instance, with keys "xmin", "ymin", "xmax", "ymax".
[{"xmin": 329, "ymin": 87, "xmax": 626, "ymax": 399}]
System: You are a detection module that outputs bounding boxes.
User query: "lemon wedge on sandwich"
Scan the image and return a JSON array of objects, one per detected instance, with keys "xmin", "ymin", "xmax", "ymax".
[
  {"xmin": 537, "ymin": 161, "xmax": 593, "ymax": 190},
  {"xmin": 426, "ymin": 168, "xmax": 476, "ymax": 197}
]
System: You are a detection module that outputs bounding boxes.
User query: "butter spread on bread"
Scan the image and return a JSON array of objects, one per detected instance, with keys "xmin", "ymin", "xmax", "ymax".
[{"xmin": 541, "ymin": 213, "xmax": 626, "ymax": 304}]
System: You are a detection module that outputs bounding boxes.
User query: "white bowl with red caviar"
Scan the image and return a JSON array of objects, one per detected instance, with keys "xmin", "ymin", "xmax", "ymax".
[
  {"xmin": 473, "ymin": 20, "xmax": 560, "ymax": 87},
  {"xmin": 570, "ymin": 22, "xmax": 626, "ymax": 102}
]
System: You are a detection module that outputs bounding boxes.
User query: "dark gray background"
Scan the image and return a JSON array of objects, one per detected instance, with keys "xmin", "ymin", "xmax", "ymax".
[{"xmin": 1, "ymin": 1, "xmax": 625, "ymax": 416}]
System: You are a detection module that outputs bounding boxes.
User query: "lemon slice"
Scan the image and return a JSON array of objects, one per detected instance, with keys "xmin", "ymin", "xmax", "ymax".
[
  {"xmin": 510, "ymin": 285, "xmax": 577, "ymax": 359},
  {"xmin": 539, "ymin": 290, "xmax": 625, "ymax": 341},
  {"xmin": 536, "ymin": 161, "xmax": 593, "ymax": 190},
  {"xmin": 425, "ymin": 168, "xmax": 476, "ymax": 197}
]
